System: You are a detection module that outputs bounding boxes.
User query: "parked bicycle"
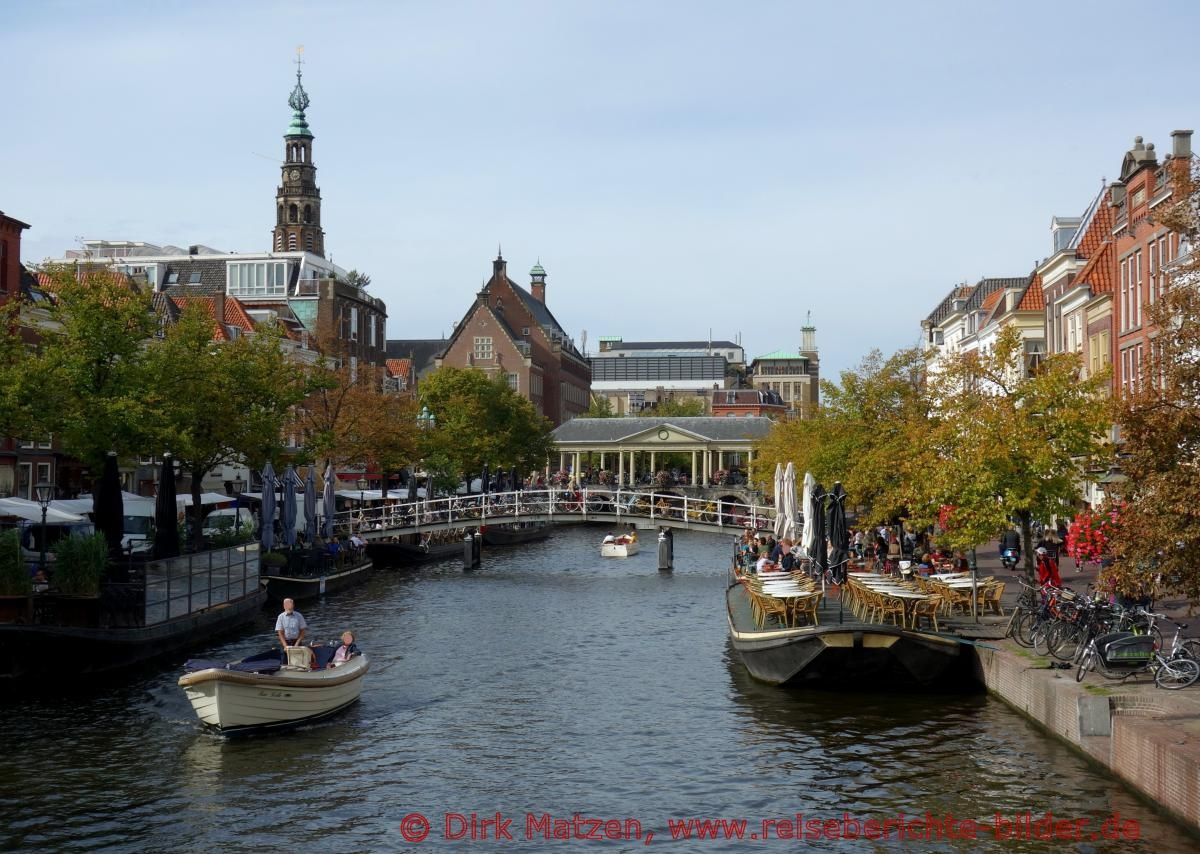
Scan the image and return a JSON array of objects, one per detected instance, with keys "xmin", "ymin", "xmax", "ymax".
[{"xmin": 1075, "ymin": 617, "xmax": 1200, "ymax": 689}]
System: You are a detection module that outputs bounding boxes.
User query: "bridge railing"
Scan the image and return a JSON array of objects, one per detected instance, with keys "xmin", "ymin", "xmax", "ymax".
[{"xmin": 330, "ymin": 488, "xmax": 777, "ymax": 535}]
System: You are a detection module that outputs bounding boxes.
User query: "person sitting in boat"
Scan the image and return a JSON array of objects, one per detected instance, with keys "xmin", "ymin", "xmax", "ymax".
[
  {"xmin": 603, "ymin": 534, "xmax": 616, "ymax": 544},
  {"xmin": 328, "ymin": 631, "xmax": 360, "ymax": 668},
  {"xmin": 275, "ymin": 598, "xmax": 308, "ymax": 648}
]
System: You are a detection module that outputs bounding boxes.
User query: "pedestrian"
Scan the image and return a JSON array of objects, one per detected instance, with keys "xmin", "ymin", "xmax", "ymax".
[{"xmin": 275, "ymin": 597, "xmax": 308, "ymax": 647}]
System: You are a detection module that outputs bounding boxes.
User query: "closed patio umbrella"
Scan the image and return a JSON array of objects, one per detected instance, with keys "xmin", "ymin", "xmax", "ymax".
[
  {"xmin": 800, "ymin": 471, "xmax": 817, "ymax": 559},
  {"xmin": 322, "ymin": 460, "xmax": 336, "ymax": 540},
  {"xmin": 94, "ymin": 451, "xmax": 124, "ymax": 560},
  {"xmin": 280, "ymin": 465, "xmax": 300, "ymax": 548},
  {"xmin": 783, "ymin": 462, "xmax": 799, "ymax": 542},
  {"xmin": 407, "ymin": 468, "xmax": 418, "ymax": 502},
  {"xmin": 826, "ymin": 482, "xmax": 849, "ymax": 582},
  {"xmin": 773, "ymin": 463, "xmax": 786, "ymax": 540},
  {"xmin": 260, "ymin": 462, "xmax": 277, "ymax": 553},
  {"xmin": 481, "ymin": 463, "xmax": 490, "ymax": 495},
  {"xmin": 510, "ymin": 466, "xmax": 520, "ymax": 492},
  {"xmin": 304, "ymin": 466, "xmax": 318, "ymax": 545},
  {"xmin": 154, "ymin": 453, "xmax": 179, "ymax": 560},
  {"xmin": 811, "ymin": 482, "xmax": 827, "ymax": 578}
]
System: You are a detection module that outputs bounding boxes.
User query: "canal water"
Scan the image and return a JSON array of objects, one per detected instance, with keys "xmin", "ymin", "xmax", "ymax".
[{"xmin": 3, "ymin": 526, "xmax": 1197, "ymax": 852}]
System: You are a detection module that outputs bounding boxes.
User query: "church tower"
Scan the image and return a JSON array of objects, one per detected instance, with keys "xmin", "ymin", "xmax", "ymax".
[{"xmin": 273, "ymin": 52, "xmax": 325, "ymax": 257}]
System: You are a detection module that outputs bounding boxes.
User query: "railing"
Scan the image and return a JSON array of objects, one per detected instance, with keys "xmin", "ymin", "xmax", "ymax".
[
  {"xmin": 331, "ymin": 488, "xmax": 777, "ymax": 536},
  {"xmin": 143, "ymin": 543, "xmax": 261, "ymax": 625}
]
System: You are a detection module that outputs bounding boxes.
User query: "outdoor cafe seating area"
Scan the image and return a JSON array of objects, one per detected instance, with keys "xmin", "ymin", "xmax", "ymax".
[
  {"xmin": 737, "ymin": 569, "xmax": 824, "ymax": 629},
  {"xmin": 844, "ymin": 570, "xmax": 1006, "ymax": 631}
]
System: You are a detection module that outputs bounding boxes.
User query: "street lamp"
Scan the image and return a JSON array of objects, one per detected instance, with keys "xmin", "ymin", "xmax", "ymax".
[{"xmin": 34, "ymin": 481, "xmax": 53, "ymax": 576}]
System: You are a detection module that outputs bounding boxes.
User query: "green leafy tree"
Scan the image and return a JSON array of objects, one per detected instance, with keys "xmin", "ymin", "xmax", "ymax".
[
  {"xmin": 641, "ymin": 396, "xmax": 705, "ymax": 417},
  {"xmin": 580, "ymin": 394, "xmax": 615, "ymax": 418},
  {"xmin": 754, "ymin": 348, "xmax": 932, "ymax": 525},
  {"xmin": 142, "ymin": 306, "xmax": 308, "ymax": 550},
  {"xmin": 921, "ymin": 327, "xmax": 1110, "ymax": 572},
  {"xmin": 17, "ymin": 264, "xmax": 159, "ymax": 470},
  {"xmin": 418, "ymin": 367, "xmax": 554, "ymax": 487}
]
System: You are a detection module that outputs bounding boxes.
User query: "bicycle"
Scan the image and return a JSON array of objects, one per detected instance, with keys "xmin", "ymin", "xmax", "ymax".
[{"xmin": 1075, "ymin": 618, "xmax": 1200, "ymax": 689}]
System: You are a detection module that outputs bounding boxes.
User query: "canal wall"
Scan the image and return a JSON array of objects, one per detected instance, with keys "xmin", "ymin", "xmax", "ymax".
[{"xmin": 975, "ymin": 643, "xmax": 1200, "ymax": 833}]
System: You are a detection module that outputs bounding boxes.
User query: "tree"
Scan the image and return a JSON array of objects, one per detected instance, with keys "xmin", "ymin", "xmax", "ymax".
[
  {"xmin": 343, "ymin": 270, "xmax": 371, "ymax": 290},
  {"xmin": 641, "ymin": 396, "xmax": 705, "ymax": 417},
  {"xmin": 142, "ymin": 306, "xmax": 308, "ymax": 550},
  {"xmin": 754, "ymin": 348, "xmax": 932, "ymax": 525},
  {"xmin": 418, "ymin": 367, "xmax": 554, "ymax": 488},
  {"xmin": 16, "ymin": 264, "xmax": 159, "ymax": 470},
  {"xmin": 290, "ymin": 352, "xmax": 419, "ymax": 491},
  {"xmin": 1107, "ymin": 165, "xmax": 1200, "ymax": 602},
  {"xmin": 580, "ymin": 394, "xmax": 615, "ymax": 418},
  {"xmin": 921, "ymin": 327, "xmax": 1110, "ymax": 572}
]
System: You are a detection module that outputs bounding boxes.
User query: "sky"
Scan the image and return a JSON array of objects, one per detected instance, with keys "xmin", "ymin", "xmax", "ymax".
[{"xmin": 4, "ymin": 0, "xmax": 1199, "ymax": 379}]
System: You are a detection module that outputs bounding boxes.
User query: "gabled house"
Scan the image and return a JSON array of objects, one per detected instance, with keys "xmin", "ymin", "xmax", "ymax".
[{"xmin": 435, "ymin": 253, "xmax": 591, "ymax": 426}]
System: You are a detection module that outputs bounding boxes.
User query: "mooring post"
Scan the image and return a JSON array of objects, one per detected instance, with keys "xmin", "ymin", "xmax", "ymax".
[{"xmin": 657, "ymin": 526, "xmax": 674, "ymax": 571}]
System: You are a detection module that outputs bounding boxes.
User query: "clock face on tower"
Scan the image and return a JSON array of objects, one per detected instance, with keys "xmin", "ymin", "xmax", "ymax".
[{"xmin": 290, "ymin": 169, "xmax": 300, "ymax": 181}]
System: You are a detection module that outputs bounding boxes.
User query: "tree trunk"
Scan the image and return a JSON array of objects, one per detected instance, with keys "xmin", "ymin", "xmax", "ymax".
[
  {"xmin": 1019, "ymin": 510, "xmax": 1035, "ymax": 580},
  {"xmin": 191, "ymin": 469, "xmax": 205, "ymax": 553}
]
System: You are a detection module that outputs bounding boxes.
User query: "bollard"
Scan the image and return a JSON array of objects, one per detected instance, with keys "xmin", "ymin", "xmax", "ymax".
[
  {"xmin": 657, "ymin": 526, "xmax": 674, "ymax": 571},
  {"xmin": 463, "ymin": 531, "xmax": 481, "ymax": 569}
]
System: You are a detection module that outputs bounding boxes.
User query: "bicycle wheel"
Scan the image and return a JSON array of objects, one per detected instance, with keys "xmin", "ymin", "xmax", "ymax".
[
  {"xmin": 1154, "ymin": 657, "xmax": 1200, "ymax": 690},
  {"xmin": 1031, "ymin": 621, "xmax": 1052, "ymax": 656},
  {"xmin": 1076, "ymin": 645, "xmax": 1094, "ymax": 682},
  {"xmin": 1013, "ymin": 611, "xmax": 1035, "ymax": 648},
  {"xmin": 1049, "ymin": 622, "xmax": 1084, "ymax": 662},
  {"xmin": 1004, "ymin": 608, "xmax": 1024, "ymax": 641},
  {"xmin": 1179, "ymin": 639, "xmax": 1200, "ymax": 661}
]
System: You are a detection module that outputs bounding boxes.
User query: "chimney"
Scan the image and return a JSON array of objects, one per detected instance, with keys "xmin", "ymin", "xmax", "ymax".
[
  {"xmin": 1109, "ymin": 180, "xmax": 1126, "ymax": 207},
  {"xmin": 211, "ymin": 292, "xmax": 225, "ymax": 330},
  {"xmin": 1172, "ymin": 129, "xmax": 1193, "ymax": 159}
]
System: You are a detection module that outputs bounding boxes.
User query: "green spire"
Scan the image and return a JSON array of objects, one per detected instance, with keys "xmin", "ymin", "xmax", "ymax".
[{"xmin": 286, "ymin": 51, "xmax": 313, "ymax": 138}]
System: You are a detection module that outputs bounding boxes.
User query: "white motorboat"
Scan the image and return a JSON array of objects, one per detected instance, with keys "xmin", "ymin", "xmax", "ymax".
[
  {"xmin": 600, "ymin": 536, "xmax": 639, "ymax": 557},
  {"xmin": 178, "ymin": 646, "xmax": 368, "ymax": 734}
]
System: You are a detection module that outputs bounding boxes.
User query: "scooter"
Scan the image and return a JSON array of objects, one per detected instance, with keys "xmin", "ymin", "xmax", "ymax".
[{"xmin": 1001, "ymin": 548, "xmax": 1020, "ymax": 570}]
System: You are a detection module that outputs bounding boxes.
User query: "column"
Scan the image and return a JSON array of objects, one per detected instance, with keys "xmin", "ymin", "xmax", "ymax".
[
  {"xmin": 691, "ymin": 450, "xmax": 697, "ymax": 483},
  {"xmin": 618, "ymin": 450, "xmax": 624, "ymax": 486},
  {"xmin": 747, "ymin": 450, "xmax": 754, "ymax": 485},
  {"xmin": 650, "ymin": 451, "xmax": 656, "ymax": 476},
  {"xmin": 574, "ymin": 452, "xmax": 581, "ymax": 480},
  {"xmin": 559, "ymin": 452, "xmax": 565, "ymax": 472},
  {"xmin": 718, "ymin": 450, "xmax": 724, "ymax": 471},
  {"xmin": 703, "ymin": 449, "xmax": 710, "ymax": 485},
  {"xmin": 600, "ymin": 452, "xmax": 606, "ymax": 470}
]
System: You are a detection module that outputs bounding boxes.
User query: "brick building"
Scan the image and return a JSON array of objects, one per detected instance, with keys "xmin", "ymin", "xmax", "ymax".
[
  {"xmin": 1110, "ymin": 131, "xmax": 1192, "ymax": 398},
  {"xmin": 747, "ymin": 322, "xmax": 820, "ymax": 417},
  {"xmin": 1, "ymin": 211, "xmax": 31, "ymax": 305},
  {"xmin": 436, "ymin": 254, "xmax": 590, "ymax": 426}
]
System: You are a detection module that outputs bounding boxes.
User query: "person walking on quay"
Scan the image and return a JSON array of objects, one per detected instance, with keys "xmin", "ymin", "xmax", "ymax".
[{"xmin": 275, "ymin": 598, "xmax": 308, "ymax": 648}]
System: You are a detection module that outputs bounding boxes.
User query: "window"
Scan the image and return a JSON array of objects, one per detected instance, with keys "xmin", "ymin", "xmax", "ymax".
[
  {"xmin": 166, "ymin": 272, "xmax": 179, "ymax": 284},
  {"xmin": 18, "ymin": 438, "xmax": 34, "ymax": 449},
  {"xmin": 227, "ymin": 261, "xmax": 289, "ymax": 297},
  {"xmin": 1149, "ymin": 241, "xmax": 1158, "ymax": 306},
  {"xmin": 37, "ymin": 435, "xmax": 51, "ymax": 449},
  {"xmin": 305, "ymin": 233, "xmax": 313, "ymax": 251},
  {"xmin": 369, "ymin": 315, "xmax": 377, "ymax": 347},
  {"xmin": 1133, "ymin": 250, "xmax": 1142, "ymax": 327},
  {"xmin": 1119, "ymin": 257, "xmax": 1130, "ymax": 331},
  {"xmin": 522, "ymin": 327, "xmax": 530, "ymax": 336},
  {"xmin": 188, "ymin": 271, "xmax": 202, "ymax": 284},
  {"xmin": 36, "ymin": 462, "xmax": 50, "ymax": 487},
  {"xmin": 349, "ymin": 307, "xmax": 359, "ymax": 340},
  {"xmin": 17, "ymin": 463, "xmax": 31, "ymax": 499},
  {"xmin": 473, "ymin": 336, "xmax": 493, "ymax": 360},
  {"xmin": 507, "ymin": 372, "xmax": 519, "ymax": 391}
]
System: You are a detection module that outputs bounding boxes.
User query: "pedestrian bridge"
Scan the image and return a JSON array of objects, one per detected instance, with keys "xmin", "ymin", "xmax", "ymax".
[{"xmin": 331, "ymin": 488, "xmax": 780, "ymax": 540}]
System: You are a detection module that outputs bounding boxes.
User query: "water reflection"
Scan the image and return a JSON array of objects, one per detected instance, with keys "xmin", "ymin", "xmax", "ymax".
[{"xmin": 1, "ymin": 526, "xmax": 1197, "ymax": 852}]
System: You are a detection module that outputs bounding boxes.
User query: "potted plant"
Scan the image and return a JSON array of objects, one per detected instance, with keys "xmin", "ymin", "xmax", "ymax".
[
  {"xmin": 0, "ymin": 529, "xmax": 32, "ymax": 624},
  {"xmin": 43, "ymin": 532, "xmax": 108, "ymax": 627}
]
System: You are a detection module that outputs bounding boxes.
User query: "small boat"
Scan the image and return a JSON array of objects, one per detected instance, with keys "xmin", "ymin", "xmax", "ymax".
[
  {"xmin": 366, "ymin": 538, "xmax": 464, "ymax": 566},
  {"xmin": 178, "ymin": 645, "xmax": 369, "ymax": 734},
  {"xmin": 600, "ymin": 535, "xmax": 639, "ymax": 557},
  {"xmin": 480, "ymin": 522, "xmax": 551, "ymax": 546},
  {"xmin": 262, "ymin": 557, "xmax": 374, "ymax": 603}
]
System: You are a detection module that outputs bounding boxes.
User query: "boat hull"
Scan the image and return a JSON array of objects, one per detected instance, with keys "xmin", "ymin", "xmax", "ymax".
[
  {"xmin": 600, "ymin": 542, "xmax": 639, "ymax": 557},
  {"xmin": 480, "ymin": 523, "xmax": 550, "ymax": 546},
  {"xmin": 179, "ymin": 654, "xmax": 369, "ymax": 734},
  {"xmin": 367, "ymin": 541, "xmax": 462, "ymax": 566},
  {"xmin": 263, "ymin": 560, "xmax": 374, "ymax": 603},
  {"xmin": 0, "ymin": 587, "xmax": 267, "ymax": 683},
  {"xmin": 726, "ymin": 583, "xmax": 969, "ymax": 688}
]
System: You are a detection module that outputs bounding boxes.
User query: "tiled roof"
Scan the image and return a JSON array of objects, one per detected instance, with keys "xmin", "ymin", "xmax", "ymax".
[
  {"xmin": 966, "ymin": 277, "xmax": 1025, "ymax": 313},
  {"xmin": 1015, "ymin": 272, "xmax": 1045, "ymax": 311},
  {"xmin": 1075, "ymin": 241, "xmax": 1116, "ymax": 294},
  {"xmin": 1074, "ymin": 191, "xmax": 1115, "ymax": 259},
  {"xmin": 609, "ymin": 340, "xmax": 741, "ymax": 351},
  {"xmin": 158, "ymin": 258, "xmax": 229, "ymax": 297},
  {"xmin": 171, "ymin": 296, "xmax": 255, "ymax": 342},
  {"xmin": 925, "ymin": 285, "xmax": 977, "ymax": 325},
  {"xmin": 552, "ymin": 416, "xmax": 775, "ymax": 444},
  {"xmin": 385, "ymin": 358, "xmax": 411, "ymax": 377},
  {"xmin": 385, "ymin": 339, "xmax": 445, "ymax": 378},
  {"xmin": 509, "ymin": 279, "xmax": 582, "ymax": 358}
]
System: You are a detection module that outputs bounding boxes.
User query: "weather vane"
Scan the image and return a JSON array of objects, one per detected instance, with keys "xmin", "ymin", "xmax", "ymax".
[{"xmin": 295, "ymin": 45, "xmax": 304, "ymax": 76}]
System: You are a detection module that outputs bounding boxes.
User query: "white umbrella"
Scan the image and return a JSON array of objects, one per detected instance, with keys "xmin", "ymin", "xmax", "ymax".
[
  {"xmin": 0, "ymin": 497, "xmax": 85, "ymax": 524},
  {"xmin": 773, "ymin": 463, "xmax": 786, "ymax": 539},
  {"xmin": 783, "ymin": 462, "xmax": 799, "ymax": 541},
  {"xmin": 800, "ymin": 471, "xmax": 817, "ymax": 558}
]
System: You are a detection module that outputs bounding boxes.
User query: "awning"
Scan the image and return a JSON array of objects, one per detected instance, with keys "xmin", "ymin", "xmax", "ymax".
[{"xmin": 0, "ymin": 497, "xmax": 86, "ymax": 523}]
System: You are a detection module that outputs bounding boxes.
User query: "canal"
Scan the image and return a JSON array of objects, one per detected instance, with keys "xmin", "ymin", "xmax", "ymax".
[{"xmin": 3, "ymin": 526, "xmax": 1197, "ymax": 852}]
